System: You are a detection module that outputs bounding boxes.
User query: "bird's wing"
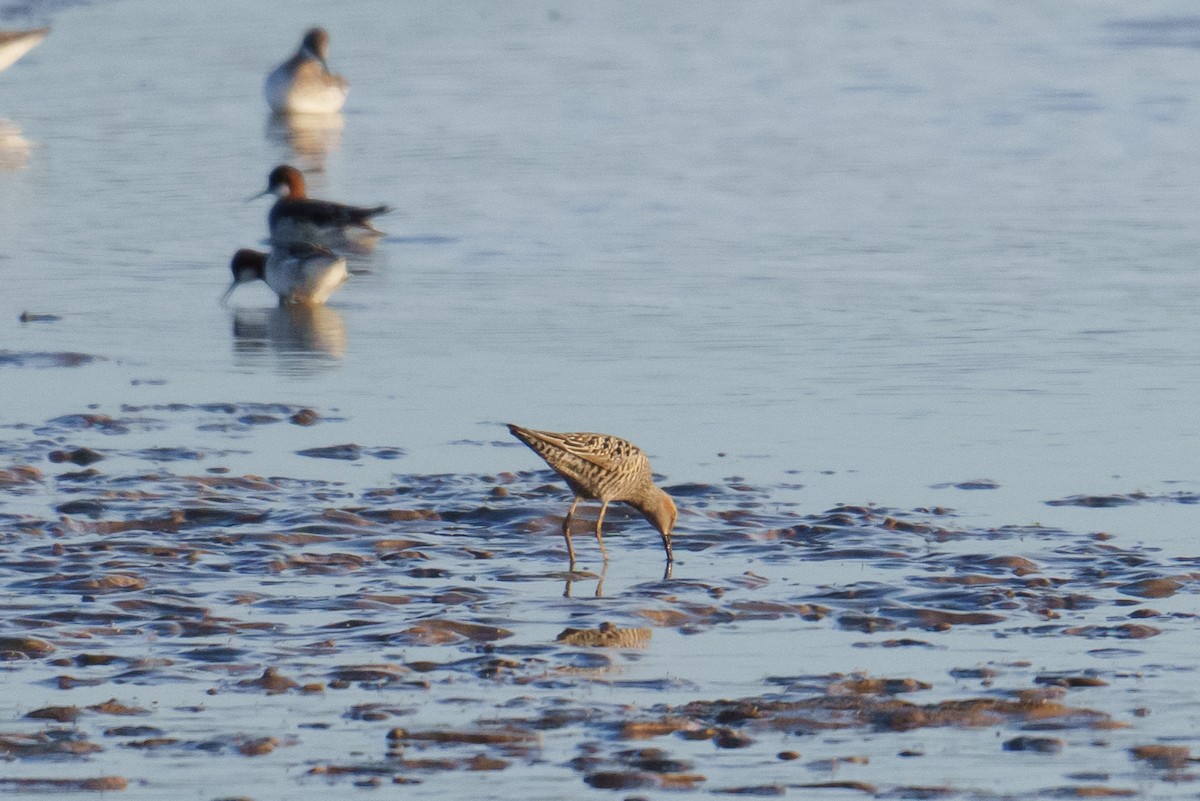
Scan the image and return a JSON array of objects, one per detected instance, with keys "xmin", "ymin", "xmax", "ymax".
[{"xmin": 515, "ymin": 427, "xmax": 636, "ymax": 472}]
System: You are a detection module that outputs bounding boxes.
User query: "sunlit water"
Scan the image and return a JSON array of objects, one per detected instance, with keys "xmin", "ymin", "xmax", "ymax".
[{"xmin": 2, "ymin": 1, "xmax": 1199, "ymax": 798}]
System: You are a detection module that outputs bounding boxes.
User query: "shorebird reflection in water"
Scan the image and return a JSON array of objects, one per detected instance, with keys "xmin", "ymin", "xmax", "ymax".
[
  {"xmin": 507, "ymin": 424, "xmax": 677, "ymax": 570},
  {"xmin": 0, "ymin": 120, "xmax": 33, "ymax": 170},
  {"xmin": 265, "ymin": 27, "xmax": 348, "ymax": 115},
  {"xmin": 232, "ymin": 305, "xmax": 347, "ymax": 365},
  {"xmin": 0, "ymin": 28, "xmax": 48, "ymax": 73},
  {"xmin": 266, "ymin": 112, "xmax": 343, "ymax": 168},
  {"xmin": 221, "ymin": 243, "xmax": 347, "ymax": 306},
  {"xmin": 252, "ymin": 164, "xmax": 390, "ymax": 250}
]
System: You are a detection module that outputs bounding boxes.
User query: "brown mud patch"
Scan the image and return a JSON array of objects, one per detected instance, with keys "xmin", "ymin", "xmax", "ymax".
[
  {"xmin": 0, "ymin": 350, "xmax": 102, "ymax": 368},
  {"xmin": 1046, "ymin": 491, "xmax": 1200, "ymax": 507}
]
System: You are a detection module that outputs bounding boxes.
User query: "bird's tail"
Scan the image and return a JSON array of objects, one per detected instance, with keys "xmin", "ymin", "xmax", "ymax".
[{"xmin": 352, "ymin": 205, "xmax": 392, "ymax": 233}]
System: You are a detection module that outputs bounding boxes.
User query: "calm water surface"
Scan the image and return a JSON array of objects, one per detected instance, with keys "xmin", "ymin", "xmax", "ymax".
[
  {"xmin": 1, "ymin": 1, "xmax": 1199, "ymax": 798},
  {"xmin": 0, "ymin": 1, "xmax": 1195, "ymax": 506}
]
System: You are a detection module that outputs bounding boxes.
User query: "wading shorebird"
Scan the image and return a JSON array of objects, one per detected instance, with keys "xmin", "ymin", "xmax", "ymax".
[
  {"xmin": 252, "ymin": 164, "xmax": 390, "ymax": 249},
  {"xmin": 265, "ymin": 27, "xmax": 348, "ymax": 115},
  {"xmin": 507, "ymin": 424, "xmax": 677, "ymax": 568},
  {"xmin": 221, "ymin": 242, "xmax": 348, "ymax": 306},
  {"xmin": 0, "ymin": 27, "xmax": 48, "ymax": 73}
]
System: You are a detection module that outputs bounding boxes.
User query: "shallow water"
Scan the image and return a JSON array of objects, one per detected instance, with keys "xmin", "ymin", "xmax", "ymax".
[{"xmin": 2, "ymin": 0, "xmax": 1200, "ymax": 798}]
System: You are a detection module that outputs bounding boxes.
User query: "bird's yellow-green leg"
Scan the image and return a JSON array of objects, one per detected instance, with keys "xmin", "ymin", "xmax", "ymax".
[
  {"xmin": 594, "ymin": 500, "xmax": 610, "ymax": 561},
  {"xmin": 562, "ymin": 496, "xmax": 579, "ymax": 568}
]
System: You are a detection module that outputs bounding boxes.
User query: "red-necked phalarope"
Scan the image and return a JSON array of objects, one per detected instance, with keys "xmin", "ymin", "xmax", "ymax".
[
  {"xmin": 265, "ymin": 27, "xmax": 348, "ymax": 115},
  {"xmin": 221, "ymin": 242, "xmax": 348, "ymax": 306},
  {"xmin": 0, "ymin": 27, "xmax": 49, "ymax": 73},
  {"xmin": 252, "ymin": 164, "xmax": 391, "ymax": 248}
]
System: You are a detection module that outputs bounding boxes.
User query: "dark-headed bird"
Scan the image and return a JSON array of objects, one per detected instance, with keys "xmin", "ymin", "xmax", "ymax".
[
  {"xmin": 252, "ymin": 164, "xmax": 391, "ymax": 250},
  {"xmin": 221, "ymin": 242, "xmax": 348, "ymax": 306}
]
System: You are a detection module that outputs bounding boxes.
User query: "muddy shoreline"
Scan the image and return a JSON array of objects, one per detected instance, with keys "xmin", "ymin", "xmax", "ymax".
[{"xmin": 1, "ymin": 403, "xmax": 1196, "ymax": 797}]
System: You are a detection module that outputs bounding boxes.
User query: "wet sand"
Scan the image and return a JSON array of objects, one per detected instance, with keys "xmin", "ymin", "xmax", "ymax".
[{"xmin": 1, "ymin": 401, "xmax": 1197, "ymax": 798}]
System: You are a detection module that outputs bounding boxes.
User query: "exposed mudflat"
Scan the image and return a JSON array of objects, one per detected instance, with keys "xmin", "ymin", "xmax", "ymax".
[{"xmin": 1, "ymin": 403, "xmax": 1197, "ymax": 798}]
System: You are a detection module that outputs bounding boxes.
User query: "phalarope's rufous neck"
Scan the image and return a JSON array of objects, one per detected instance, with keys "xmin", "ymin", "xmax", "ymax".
[
  {"xmin": 265, "ymin": 27, "xmax": 348, "ymax": 115},
  {"xmin": 0, "ymin": 27, "xmax": 49, "ymax": 73},
  {"xmin": 251, "ymin": 164, "xmax": 391, "ymax": 249},
  {"xmin": 221, "ymin": 243, "xmax": 348, "ymax": 306},
  {"xmin": 506, "ymin": 424, "xmax": 678, "ymax": 569}
]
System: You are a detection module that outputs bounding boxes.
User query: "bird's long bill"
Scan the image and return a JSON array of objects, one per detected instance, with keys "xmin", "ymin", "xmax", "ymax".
[
  {"xmin": 219, "ymin": 281, "xmax": 238, "ymax": 306},
  {"xmin": 246, "ymin": 189, "xmax": 270, "ymax": 202}
]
